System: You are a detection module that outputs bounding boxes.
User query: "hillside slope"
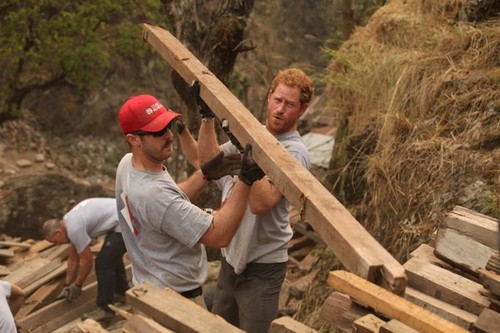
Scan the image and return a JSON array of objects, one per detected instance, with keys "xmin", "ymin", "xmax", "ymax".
[{"xmin": 322, "ymin": 0, "xmax": 499, "ymax": 262}]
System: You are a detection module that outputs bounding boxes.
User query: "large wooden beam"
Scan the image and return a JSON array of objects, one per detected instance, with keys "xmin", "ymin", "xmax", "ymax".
[
  {"xmin": 142, "ymin": 23, "xmax": 406, "ymax": 294},
  {"xmin": 126, "ymin": 282, "xmax": 244, "ymax": 333},
  {"xmin": 327, "ymin": 270, "xmax": 469, "ymax": 333},
  {"xmin": 404, "ymin": 257, "xmax": 490, "ymax": 315},
  {"xmin": 441, "ymin": 205, "xmax": 498, "ymax": 249}
]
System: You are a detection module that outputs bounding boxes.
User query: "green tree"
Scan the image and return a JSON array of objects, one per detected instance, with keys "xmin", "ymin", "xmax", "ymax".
[{"xmin": 0, "ymin": 0, "xmax": 167, "ymax": 123}]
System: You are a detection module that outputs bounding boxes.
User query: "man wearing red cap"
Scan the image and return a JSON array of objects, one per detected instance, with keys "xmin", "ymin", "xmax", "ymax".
[{"xmin": 115, "ymin": 94, "xmax": 264, "ymax": 308}]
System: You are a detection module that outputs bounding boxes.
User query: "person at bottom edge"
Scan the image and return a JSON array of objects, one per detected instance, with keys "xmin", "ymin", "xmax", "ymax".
[{"xmin": 0, "ymin": 280, "xmax": 25, "ymax": 333}]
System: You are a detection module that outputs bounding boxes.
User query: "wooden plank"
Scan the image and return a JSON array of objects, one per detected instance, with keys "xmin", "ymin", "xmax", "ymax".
[
  {"xmin": 4, "ymin": 257, "xmax": 62, "ymax": 288},
  {"xmin": 486, "ymin": 250, "xmax": 500, "ymax": 274},
  {"xmin": 298, "ymin": 250, "xmax": 321, "ymax": 272},
  {"xmin": 409, "ymin": 244, "xmax": 452, "ymax": 269},
  {"xmin": 327, "ymin": 270, "xmax": 469, "ymax": 333},
  {"xmin": 77, "ymin": 319, "xmax": 110, "ymax": 333},
  {"xmin": 17, "ymin": 281, "xmax": 98, "ymax": 333},
  {"xmin": 124, "ymin": 315, "xmax": 176, "ymax": 333},
  {"xmin": 142, "ymin": 23, "xmax": 406, "ymax": 294},
  {"xmin": 478, "ymin": 268, "xmax": 500, "ymax": 296},
  {"xmin": 434, "ymin": 228, "xmax": 494, "ymax": 276},
  {"xmin": 353, "ymin": 313, "xmax": 386, "ymax": 333},
  {"xmin": 17, "ymin": 263, "xmax": 128, "ymax": 332},
  {"xmin": 319, "ymin": 292, "xmax": 370, "ymax": 330},
  {"xmin": 108, "ymin": 303, "xmax": 133, "ymax": 320},
  {"xmin": 22, "ymin": 261, "xmax": 67, "ymax": 295},
  {"xmin": 29, "ymin": 240, "xmax": 55, "ymax": 253},
  {"xmin": 268, "ymin": 316, "xmax": 318, "ymax": 333},
  {"xmin": 442, "ymin": 207, "xmax": 498, "ymax": 249},
  {"xmin": 0, "ymin": 248, "xmax": 15, "ymax": 257},
  {"xmin": 289, "ymin": 269, "xmax": 319, "ymax": 298},
  {"xmin": 0, "ymin": 240, "xmax": 32, "ymax": 249},
  {"xmin": 380, "ymin": 319, "xmax": 419, "ymax": 333},
  {"xmin": 404, "ymin": 257, "xmax": 490, "ymax": 315},
  {"xmin": 453, "ymin": 205, "xmax": 499, "ymax": 223},
  {"xmin": 40, "ymin": 243, "xmax": 70, "ymax": 261},
  {"xmin": 0, "ymin": 264, "xmax": 11, "ymax": 276},
  {"xmin": 127, "ymin": 282, "xmax": 244, "ymax": 333},
  {"xmin": 404, "ymin": 287, "xmax": 477, "ymax": 329},
  {"xmin": 5, "ymin": 240, "xmax": 55, "ymax": 271},
  {"xmin": 471, "ymin": 308, "xmax": 500, "ymax": 333},
  {"xmin": 15, "ymin": 278, "xmax": 64, "ymax": 320}
]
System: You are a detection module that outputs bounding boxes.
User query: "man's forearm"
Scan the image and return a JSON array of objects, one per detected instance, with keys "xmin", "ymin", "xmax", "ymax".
[
  {"xmin": 198, "ymin": 118, "xmax": 220, "ymax": 164},
  {"xmin": 75, "ymin": 247, "xmax": 94, "ymax": 286},
  {"xmin": 178, "ymin": 129, "xmax": 200, "ymax": 169},
  {"xmin": 65, "ymin": 258, "xmax": 78, "ymax": 284},
  {"xmin": 249, "ymin": 177, "xmax": 283, "ymax": 214},
  {"xmin": 178, "ymin": 169, "xmax": 208, "ymax": 201},
  {"xmin": 201, "ymin": 180, "xmax": 251, "ymax": 248}
]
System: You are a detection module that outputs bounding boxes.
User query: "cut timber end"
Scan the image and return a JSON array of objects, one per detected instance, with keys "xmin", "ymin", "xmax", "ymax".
[
  {"xmin": 127, "ymin": 282, "xmax": 244, "ymax": 333},
  {"xmin": 327, "ymin": 270, "xmax": 469, "ymax": 333},
  {"xmin": 142, "ymin": 23, "xmax": 405, "ymax": 293},
  {"xmin": 486, "ymin": 250, "xmax": 500, "ymax": 274}
]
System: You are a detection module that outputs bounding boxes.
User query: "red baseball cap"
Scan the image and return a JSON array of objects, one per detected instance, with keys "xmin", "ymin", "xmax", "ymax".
[{"xmin": 118, "ymin": 95, "xmax": 182, "ymax": 134}]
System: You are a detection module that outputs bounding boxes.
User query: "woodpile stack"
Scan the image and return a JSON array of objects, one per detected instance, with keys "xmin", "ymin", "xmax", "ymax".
[
  {"xmin": 1, "ymin": 205, "xmax": 497, "ymax": 332},
  {"xmin": 319, "ymin": 206, "xmax": 500, "ymax": 333},
  {"xmin": 0, "ymin": 230, "xmax": 320, "ymax": 332}
]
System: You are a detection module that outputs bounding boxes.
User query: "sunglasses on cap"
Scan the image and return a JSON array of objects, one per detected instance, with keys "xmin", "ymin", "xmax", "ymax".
[{"xmin": 130, "ymin": 122, "xmax": 172, "ymax": 137}]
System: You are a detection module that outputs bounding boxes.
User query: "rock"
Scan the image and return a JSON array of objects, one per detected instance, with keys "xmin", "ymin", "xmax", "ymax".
[{"xmin": 16, "ymin": 159, "xmax": 33, "ymax": 168}]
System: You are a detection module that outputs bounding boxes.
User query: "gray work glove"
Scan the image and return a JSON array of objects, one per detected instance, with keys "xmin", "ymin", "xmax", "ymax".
[
  {"xmin": 56, "ymin": 285, "xmax": 70, "ymax": 301},
  {"xmin": 238, "ymin": 144, "xmax": 265, "ymax": 186},
  {"xmin": 201, "ymin": 151, "xmax": 241, "ymax": 180},
  {"xmin": 67, "ymin": 283, "xmax": 82, "ymax": 302}
]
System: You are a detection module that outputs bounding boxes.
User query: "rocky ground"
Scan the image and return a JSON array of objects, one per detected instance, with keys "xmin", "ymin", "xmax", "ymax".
[{"xmin": 0, "ymin": 118, "xmax": 121, "ymax": 239}]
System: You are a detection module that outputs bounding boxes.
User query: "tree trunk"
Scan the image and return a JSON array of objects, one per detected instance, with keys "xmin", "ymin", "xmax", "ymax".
[
  {"xmin": 160, "ymin": 0, "xmax": 255, "ymax": 224},
  {"xmin": 161, "ymin": 0, "xmax": 255, "ymax": 130}
]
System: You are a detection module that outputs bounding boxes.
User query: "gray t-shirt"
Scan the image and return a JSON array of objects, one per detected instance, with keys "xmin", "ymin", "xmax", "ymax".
[
  {"xmin": 115, "ymin": 153, "xmax": 212, "ymax": 292},
  {"xmin": 217, "ymin": 130, "xmax": 310, "ymax": 274},
  {"xmin": 63, "ymin": 197, "xmax": 120, "ymax": 254}
]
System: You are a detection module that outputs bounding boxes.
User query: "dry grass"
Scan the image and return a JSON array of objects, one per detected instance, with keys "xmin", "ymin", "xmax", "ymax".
[
  {"xmin": 325, "ymin": 1, "xmax": 499, "ymax": 263},
  {"xmin": 299, "ymin": 1, "xmax": 499, "ymax": 330}
]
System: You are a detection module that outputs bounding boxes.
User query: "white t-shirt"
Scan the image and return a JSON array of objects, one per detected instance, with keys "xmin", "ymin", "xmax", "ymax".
[
  {"xmin": 0, "ymin": 281, "xmax": 16, "ymax": 333},
  {"xmin": 63, "ymin": 197, "xmax": 120, "ymax": 254},
  {"xmin": 115, "ymin": 153, "xmax": 212, "ymax": 292},
  {"xmin": 217, "ymin": 130, "xmax": 310, "ymax": 274}
]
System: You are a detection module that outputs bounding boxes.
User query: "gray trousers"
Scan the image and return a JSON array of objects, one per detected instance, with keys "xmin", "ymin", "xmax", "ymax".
[{"xmin": 212, "ymin": 257, "xmax": 287, "ymax": 333}]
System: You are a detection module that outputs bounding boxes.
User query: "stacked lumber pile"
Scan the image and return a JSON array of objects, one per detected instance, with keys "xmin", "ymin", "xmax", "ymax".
[
  {"xmin": 14, "ymin": 270, "xmax": 316, "ymax": 333},
  {"xmin": 319, "ymin": 205, "xmax": 500, "ymax": 333},
  {"xmin": 0, "ymin": 231, "xmax": 319, "ymax": 332},
  {"xmin": 3, "ymin": 205, "xmax": 497, "ymax": 332},
  {"xmin": 0, "ymin": 240, "xmax": 70, "ymax": 320}
]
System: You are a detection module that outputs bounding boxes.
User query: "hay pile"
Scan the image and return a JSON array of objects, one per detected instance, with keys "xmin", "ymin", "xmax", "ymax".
[
  {"xmin": 294, "ymin": 1, "xmax": 498, "ymax": 330},
  {"xmin": 323, "ymin": 0, "xmax": 499, "ymax": 263}
]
